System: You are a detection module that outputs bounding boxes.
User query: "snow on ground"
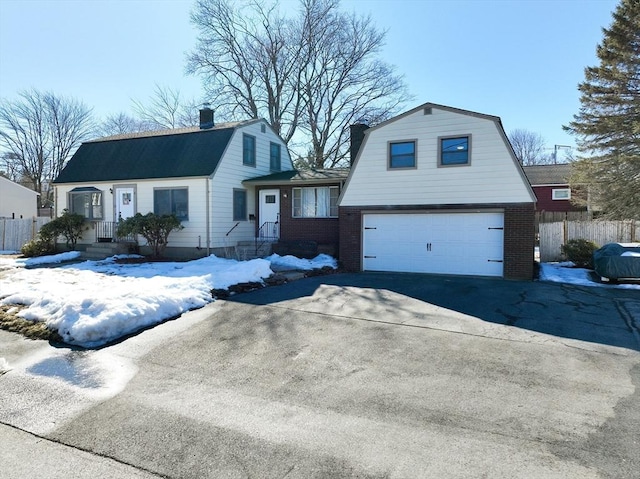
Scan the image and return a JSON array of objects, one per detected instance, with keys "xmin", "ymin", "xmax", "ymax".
[
  {"xmin": 539, "ymin": 262, "xmax": 640, "ymax": 291},
  {"xmin": 1, "ymin": 249, "xmax": 636, "ymax": 348},
  {"xmin": 0, "ymin": 253, "xmax": 336, "ymax": 348}
]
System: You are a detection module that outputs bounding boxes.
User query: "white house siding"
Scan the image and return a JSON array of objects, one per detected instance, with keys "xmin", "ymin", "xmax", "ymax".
[
  {"xmin": 340, "ymin": 106, "xmax": 535, "ymax": 207},
  {"xmin": 0, "ymin": 176, "xmax": 39, "ymax": 219},
  {"xmin": 55, "ymin": 178, "xmax": 207, "ymax": 248},
  {"xmin": 209, "ymin": 121, "xmax": 293, "ymax": 249}
]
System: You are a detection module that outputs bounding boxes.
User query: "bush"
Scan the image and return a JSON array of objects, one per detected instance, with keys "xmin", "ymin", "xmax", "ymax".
[
  {"xmin": 50, "ymin": 209, "xmax": 85, "ymax": 250},
  {"xmin": 561, "ymin": 239, "xmax": 599, "ymax": 269},
  {"xmin": 21, "ymin": 238, "xmax": 55, "ymax": 257},
  {"xmin": 117, "ymin": 213, "xmax": 183, "ymax": 258}
]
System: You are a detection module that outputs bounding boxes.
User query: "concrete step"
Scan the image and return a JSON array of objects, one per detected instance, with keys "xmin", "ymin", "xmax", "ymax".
[{"xmin": 81, "ymin": 242, "xmax": 132, "ymax": 260}]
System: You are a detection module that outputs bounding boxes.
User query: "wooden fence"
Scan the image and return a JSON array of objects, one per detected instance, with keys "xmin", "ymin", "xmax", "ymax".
[
  {"xmin": 0, "ymin": 217, "xmax": 51, "ymax": 252},
  {"xmin": 539, "ymin": 220, "xmax": 640, "ymax": 262}
]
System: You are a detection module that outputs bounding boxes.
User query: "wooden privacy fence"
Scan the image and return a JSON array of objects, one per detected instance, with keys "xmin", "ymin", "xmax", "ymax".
[
  {"xmin": 0, "ymin": 217, "xmax": 51, "ymax": 252},
  {"xmin": 539, "ymin": 220, "xmax": 640, "ymax": 262}
]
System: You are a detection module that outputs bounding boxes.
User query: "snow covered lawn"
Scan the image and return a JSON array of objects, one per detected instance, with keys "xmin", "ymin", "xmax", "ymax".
[{"xmin": 0, "ymin": 252, "xmax": 336, "ymax": 348}]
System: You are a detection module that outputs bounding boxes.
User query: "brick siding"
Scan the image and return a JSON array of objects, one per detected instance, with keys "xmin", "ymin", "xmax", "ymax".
[
  {"xmin": 339, "ymin": 203, "xmax": 535, "ymax": 280},
  {"xmin": 256, "ymin": 185, "xmax": 340, "ymax": 252}
]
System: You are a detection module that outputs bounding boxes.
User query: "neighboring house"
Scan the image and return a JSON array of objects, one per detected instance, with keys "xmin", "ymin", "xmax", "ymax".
[
  {"xmin": 0, "ymin": 176, "xmax": 39, "ymax": 219},
  {"xmin": 52, "ymin": 107, "xmax": 293, "ymax": 257},
  {"xmin": 523, "ymin": 164, "xmax": 584, "ymax": 213},
  {"xmin": 338, "ymin": 102, "xmax": 537, "ymax": 280}
]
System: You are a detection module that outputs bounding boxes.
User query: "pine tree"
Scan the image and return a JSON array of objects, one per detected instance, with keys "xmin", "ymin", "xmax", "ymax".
[{"xmin": 565, "ymin": 0, "xmax": 640, "ymax": 219}]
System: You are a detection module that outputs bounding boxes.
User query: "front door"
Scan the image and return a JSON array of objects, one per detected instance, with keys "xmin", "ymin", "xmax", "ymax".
[
  {"xmin": 115, "ymin": 186, "xmax": 135, "ymax": 221},
  {"xmin": 259, "ymin": 189, "xmax": 280, "ymax": 239}
]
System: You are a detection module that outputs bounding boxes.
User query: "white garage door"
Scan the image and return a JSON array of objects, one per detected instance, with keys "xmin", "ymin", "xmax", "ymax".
[{"xmin": 363, "ymin": 212, "xmax": 504, "ymax": 277}]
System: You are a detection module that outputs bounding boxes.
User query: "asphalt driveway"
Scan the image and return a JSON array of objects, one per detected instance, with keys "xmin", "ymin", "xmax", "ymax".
[{"xmin": 1, "ymin": 273, "xmax": 639, "ymax": 478}]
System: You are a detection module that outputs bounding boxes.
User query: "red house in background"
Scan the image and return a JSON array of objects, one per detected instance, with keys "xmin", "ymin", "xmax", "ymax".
[{"xmin": 523, "ymin": 164, "xmax": 585, "ymax": 213}]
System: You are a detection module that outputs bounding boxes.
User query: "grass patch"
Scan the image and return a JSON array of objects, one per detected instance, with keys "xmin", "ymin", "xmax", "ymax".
[{"xmin": 0, "ymin": 304, "xmax": 63, "ymax": 342}]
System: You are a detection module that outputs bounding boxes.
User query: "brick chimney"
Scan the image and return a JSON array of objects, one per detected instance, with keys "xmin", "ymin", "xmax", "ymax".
[
  {"xmin": 350, "ymin": 123, "xmax": 368, "ymax": 166},
  {"xmin": 199, "ymin": 103, "xmax": 214, "ymax": 129}
]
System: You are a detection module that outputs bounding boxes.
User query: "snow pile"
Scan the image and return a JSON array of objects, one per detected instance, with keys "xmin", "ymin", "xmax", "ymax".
[
  {"xmin": 539, "ymin": 262, "xmax": 640, "ymax": 290},
  {"xmin": 18, "ymin": 251, "xmax": 82, "ymax": 266},
  {"xmin": 267, "ymin": 253, "xmax": 337, "ymax": 271},
  {"xmin": 0, "ymin": 253, "xmax": 335, "ymax": 347}
]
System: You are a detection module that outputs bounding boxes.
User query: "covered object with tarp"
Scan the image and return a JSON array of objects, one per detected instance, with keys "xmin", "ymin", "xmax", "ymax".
[{"xmin": 593, "ymin": 243, "xmax": 640, "ymax": 281}]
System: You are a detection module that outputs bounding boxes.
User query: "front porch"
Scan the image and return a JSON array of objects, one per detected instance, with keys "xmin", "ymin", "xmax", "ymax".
[{"xmin": 81, "ymin": 221, "xmax": 138, "ymax": 260}]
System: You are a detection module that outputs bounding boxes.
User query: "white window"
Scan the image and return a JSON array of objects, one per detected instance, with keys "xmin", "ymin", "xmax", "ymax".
[
  {"xmin": 552, "ymin": 188, "xmax": 571, "ymax": 200},
  {"xmin": 292, "ymin": 186, "xmax": 339, "ymax": 217}
]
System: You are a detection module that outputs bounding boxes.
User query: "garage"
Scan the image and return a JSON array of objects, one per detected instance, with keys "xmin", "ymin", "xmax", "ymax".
[{"xmin": 362, "ymin": 212, "xmax": 504, "ymax": 277}]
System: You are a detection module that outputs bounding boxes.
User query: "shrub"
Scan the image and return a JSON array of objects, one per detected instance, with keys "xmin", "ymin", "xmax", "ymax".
[
  {"xmin": 21, "ymin": 238, "xmax": 55, "ymax": 257},
  {"xmin": 50, "ymin": 209, "xmax": 85, "ymax": 250},
  {"xmin": 561, "ymin": 239, "xmax": 599, "ymax": 269},
  {"xmin": 117, "ymin": 213, "xmax": 183, "ymax": 258}
]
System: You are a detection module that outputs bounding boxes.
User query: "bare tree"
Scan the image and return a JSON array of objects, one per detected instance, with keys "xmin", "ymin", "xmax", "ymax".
[
  {"xmin": 132, "ymin": 84, "xmax": 199, "ymax": 130},
  {"xmin": 99, "ymin": 112, "xmax": 154, "ymax": 137},
  {"xmin": 0, "ymin": 89, "xmax": 94, "ymax": 206},
  {"xmin": 188, "ymin": 0, "xmax": 305, "ymax": 144},
  {"xmin": 507, "ymin": 129, "xmax": 550, "ymax": 166},
  {"xmin": 188, "ymin": 0, "xmax": 409, "ymax": 168},
  {"xmin": 299, "ymin": 0, "xmax": 407, "ymax": 167}
]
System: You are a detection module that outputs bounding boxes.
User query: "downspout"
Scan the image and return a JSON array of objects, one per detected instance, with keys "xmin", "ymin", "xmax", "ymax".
[{"xmin": 206, "ymin": 177, "xmax": 211, "ymax": 255}]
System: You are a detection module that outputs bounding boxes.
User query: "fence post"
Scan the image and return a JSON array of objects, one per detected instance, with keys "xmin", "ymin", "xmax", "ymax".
[{"xmin": 563, "ymin": 219, "xmax": 568, "ymax": 245}]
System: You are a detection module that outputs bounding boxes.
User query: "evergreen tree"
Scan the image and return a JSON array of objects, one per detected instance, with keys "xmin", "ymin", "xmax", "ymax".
[{"xmin": 565, "ymin": 0, "xmax": 640, "ymax": 219}]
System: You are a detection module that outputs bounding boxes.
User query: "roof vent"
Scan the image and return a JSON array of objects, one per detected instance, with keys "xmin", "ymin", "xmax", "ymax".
[{"xmin": 199, "ymin": 103, "xmax": 214, "ymax": 129}]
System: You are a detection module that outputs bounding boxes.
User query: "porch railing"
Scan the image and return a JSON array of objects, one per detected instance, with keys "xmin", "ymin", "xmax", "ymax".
[
  {"xmin": 255, "ymin": 220, "xmax": 279, "ymax": 256},
  {"xmin": 95, "ymin": 221, "xmax": 136, "ymax": 243}
]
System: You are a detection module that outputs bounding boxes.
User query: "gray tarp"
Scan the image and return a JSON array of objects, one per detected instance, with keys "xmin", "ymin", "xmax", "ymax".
[{"xmin": 593, "ymin": 243, "xmax": 640, "ymax": 280}]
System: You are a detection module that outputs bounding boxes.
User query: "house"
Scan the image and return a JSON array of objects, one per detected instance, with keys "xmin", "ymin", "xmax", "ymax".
[
  {"xmin": 522, "ymin": 164, "xmax": 585, "ymax": 213},
  {"xmin": 52, "ymin": 107, "xmax": 294, "ymax": 258},
  {"xmin": 243, "ymin": 168, "xmax": 349, "ymax": 257},
  {"xmin": 337, "ymin": 102, "xmax": 537, "ymax": 280},
  {"xmin": 0, "ymin": 176, "xmax": 39, "ymax": 219}
]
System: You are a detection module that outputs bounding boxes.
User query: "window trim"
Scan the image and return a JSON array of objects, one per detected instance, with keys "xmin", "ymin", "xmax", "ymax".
[
  {"xmin": 552, "ymin": 188, "xmax": 571, "ymax": 200},
  {"xmin": 153, "ymin": 187, "xmax": 189, "ymax": 221},
  {"xmin": 233, "ymin": 188, "xmax": 248, "ymax": 221},
  {"xmin": 270, "ymin": 142, "xmax": 281, "ymax": 172},
  {"xmin": 243, "ymin": 133, "xmax": 256, "ymax": 167},
  {"xmin": 292, "ymin": 186, "xmax": 339, "ymax": 218},
  {"xmin": 438, "ymin": 134, "xmax": 471, "ymax": 167},
  {"xmin": 388, "ymin": 140, "xmax": 417, "ymax": 169},
  {"xmin": 68, "ymin": 187, "xmax": 103, "ymax": 220}
]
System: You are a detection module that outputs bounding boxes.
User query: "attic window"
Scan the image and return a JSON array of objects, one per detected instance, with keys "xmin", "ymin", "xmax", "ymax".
[
  {"xmin": 389, "ymin": 141, "xmax": 416, "ymax": 169},
  {"xmin": 243, "ymin": 134, "xmax": 256, "ymax": 166},
  {"xmin": 439, "ymin": 135, "xmax": 470, "ymax": 166}
]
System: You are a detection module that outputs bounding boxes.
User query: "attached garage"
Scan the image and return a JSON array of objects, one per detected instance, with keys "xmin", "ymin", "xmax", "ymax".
[{"xmin": 362, "ymin": 211, "xmax": 504, "ymax": 277}]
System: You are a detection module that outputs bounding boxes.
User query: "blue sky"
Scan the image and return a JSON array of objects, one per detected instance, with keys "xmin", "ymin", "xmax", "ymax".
[{"xmin": 0, "ymin": 0, "xmax": 618, "ymax": 157}]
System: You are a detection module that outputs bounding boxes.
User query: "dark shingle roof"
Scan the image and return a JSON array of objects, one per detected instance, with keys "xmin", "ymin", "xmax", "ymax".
[
  {"xmin": 523, "ymin": 164, "xmax": 571, "ymax": 185},
  {"xmin": 53, "ymin": 122, "xmax": 251, "ymax": 184},
  {"xmin": 243, "ymin": 168, "xmax": 350, "ymax": 185}
]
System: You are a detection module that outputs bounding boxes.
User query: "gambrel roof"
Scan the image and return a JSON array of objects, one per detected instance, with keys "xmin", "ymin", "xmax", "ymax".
[{"xmin": 53, "ymin": 120, "xmax": 258, "ymax": 184}]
